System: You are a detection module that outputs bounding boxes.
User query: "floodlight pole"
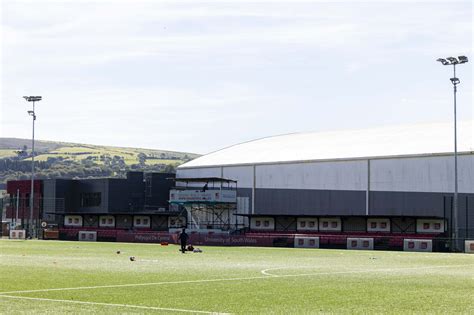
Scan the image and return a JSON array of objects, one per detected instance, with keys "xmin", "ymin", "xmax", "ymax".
[
  {"xmin": 30, "ymin": 101, "xmax": 35, "ymax": 238},
  {"xmin": 24, "ymin": 96, "xmax": 41, "ymax": 238},
  {"xmin": 452, "ymin": 63, "xmax": 459, "ymax": 251},
  {"xmin": 437, "ymin": 56, "xmax": 468, "ymax": 251}
]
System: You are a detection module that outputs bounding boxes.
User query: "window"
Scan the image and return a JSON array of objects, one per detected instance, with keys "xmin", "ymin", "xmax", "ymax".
[
  {"xmin": 68, "ymin": 218, "xmax": 73, "ymax": 224},
  {"xmin": 74, "ymin": 218, "xmax": 79, "ymax": 224},
  {"xmin": 298, "ymin": 239, "xmax": 304, "ymax": 245},
  {"xmin": 420, "ymin": 242, "xmax": 427, "ymax": 249},
  {"xmin": 423, "ymin": 223, "xmax": 430, "ymax": 230},
  {"xmin": 136, "ymin": 218, "xmax": 141, "ymax": 225},
  {"xmin": 323, "ymin": 221, "xmax": 329, "ymax": 228},
  {"xmin": 308, "ymin": 221, "xmax": 315, "ymax": 228},
  {"xmin": 408, "ymin": 242, "xmax": 415, "ymax": 249},
  {"xmin": 380, "ymin": 222, "xmax": 387, "ymax": 229},
  {"xmin": 108, "ymin": 218, "xmax": 113, "ymax": 225},
  {"xmin": 143, "ymin": 219, "xmax": 149, "ymax": 225},
  {"xmin": 371, "ymin": 222, "xmax": 377, "ymax": 229},
  {"xmin": 331, "ymin": 222, "xmax": 338, "ymax": 228},
  {"xmin": 434, "ymin": 223, "xmax": 441, "ymax": 230},
  {"xmin": 309, "ymin": 239, "xmax": 315, "ymax": 246},
  {"xmin": 300, "ymin": 221, "xmax": 306, "ymax": 228},
  {"xmin": 80, "ymin": 193, "xmax": 101, "ymax": 207},
  {"xmin": 351, "ymin": 240, "xmax": 357, "ymax": 247},
  {"xmin": 363, "ymin": 241, "xmax": 369, "ymax": 247},
  {"xmin": 101, "ymin": 218, "xmax": 106, "ymax": 225},
  {"xmin": 264, "ymin": 220, "xmax": 269, "ymax": 227},
  {"xmin": 256, "ymin": 220, "xmax": 261, "ymax": 227}
]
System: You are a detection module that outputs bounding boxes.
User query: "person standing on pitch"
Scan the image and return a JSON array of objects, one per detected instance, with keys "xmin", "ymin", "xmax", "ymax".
[{"xmin": 178, "ymin": 228, "xmax": 189, "ymax": 253}]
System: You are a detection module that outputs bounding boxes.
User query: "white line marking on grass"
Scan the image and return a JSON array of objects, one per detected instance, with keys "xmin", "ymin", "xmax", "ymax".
[
  {"xmin": 0, "ymin": 295, "xmax": 228, "ymax": 314},
  {"xmin": 260, "ymin": 264, "xmax": 473, "ymax": 277},
  {"xmin": 0, "ymin": 264, "xmax": 471, "ymax": 296},
  {"xmin": 0, "ymin": 276, "xmax": 271, "ymax": 295}
]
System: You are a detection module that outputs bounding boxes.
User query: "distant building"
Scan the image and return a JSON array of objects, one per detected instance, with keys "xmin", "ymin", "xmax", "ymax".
[{"xmin": 5, "ymin": 172, "xmax": 177, "ymax": 235}]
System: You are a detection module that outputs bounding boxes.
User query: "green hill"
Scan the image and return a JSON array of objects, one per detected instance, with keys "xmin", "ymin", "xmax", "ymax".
[{"xmin": 0, "ymin": 138, "xmax": 199, "ymax": 185}]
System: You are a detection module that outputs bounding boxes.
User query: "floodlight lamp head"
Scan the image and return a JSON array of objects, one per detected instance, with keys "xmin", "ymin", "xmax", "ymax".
[
  {"xmin": 458, "ymin": 56, "xmax": 468, "ymax": 64},
  {"xmin": 450, "ymin": 77, "xmax": 460, "ymax": 85},
  {"xmin": 27, "ymin": 110, "xmax": 34, "ymax": 115},
  {"xmin": 23, "ymin": 96, "xmax": 42, "ymax": 102},
  {"xmin": 437, "ymin": 58, "xmax": 449, "ymax": 65},
  {"xmin": 446, "ymin": 57, "xmax": 459, "ymax": 64}
]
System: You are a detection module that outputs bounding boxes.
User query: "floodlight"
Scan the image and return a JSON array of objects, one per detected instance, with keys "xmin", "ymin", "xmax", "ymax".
[
  {"xmin": 450, "ymin": 77, "xmax": 460, "ymax": 85},
  {"xmin": 458, "ymin": 56, "xmax": 468, "ymax": 64},
  {"xmin": 446, "ymin": 57, "xmax": 459, "ymax": 64},
  {"xmin": 437, "ymin": 58, "xmax": 449, "ymax": 65},
  {"xmin": 23, "ymin": 96, "xmax": 42, "ymax": 102}
]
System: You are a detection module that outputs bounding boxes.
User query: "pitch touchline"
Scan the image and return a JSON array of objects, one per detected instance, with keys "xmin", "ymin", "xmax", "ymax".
[
  {"xmin": 0, "ymin": 295, "xmax": 227, "ymax": 314},
  {"xmin": 0, "ymin": 264, "xmax": 471, "ymax": 295}
]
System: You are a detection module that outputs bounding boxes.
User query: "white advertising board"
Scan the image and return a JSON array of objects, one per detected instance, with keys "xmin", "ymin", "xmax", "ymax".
[
  {"xmin": 10, "ymin": 230, "xmax": 26, "ymax": 239},
  {"xmin": 347, "ymin": 238, "xmax": 374, "ymax": 250},
  {"xmin": 294, "ymin": 236, "xmax": 320, "ymax": 248},
  {"xmin": 403, "ymin": 239, "xmax": 432, "ymax": 252},
  {"xmin": 78, "ymin": 231, "xmax": 97, "ymax": 242},
  {"xmin": 465, "ymin": 240, "xmax": 474, "ymax": 254},
  {"xmin": 170, "ymin": 189, "xmax": 236, "ymax": 203}
]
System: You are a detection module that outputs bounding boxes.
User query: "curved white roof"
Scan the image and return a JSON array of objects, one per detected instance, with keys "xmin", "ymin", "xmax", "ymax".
[{"xmin": 180, "ymin": 120, "xmax": 474, "ymax": 168}]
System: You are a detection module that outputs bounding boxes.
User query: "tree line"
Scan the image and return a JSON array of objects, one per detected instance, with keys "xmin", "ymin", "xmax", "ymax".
[{"xmin": 0, "ymin": 154, "xmax": 177, "ymax": 185}]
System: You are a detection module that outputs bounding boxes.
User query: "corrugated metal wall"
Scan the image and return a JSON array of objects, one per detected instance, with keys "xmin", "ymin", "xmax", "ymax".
[{"xmin": 177, "ymin": 153, "xmax": 474, "ymax": 221}]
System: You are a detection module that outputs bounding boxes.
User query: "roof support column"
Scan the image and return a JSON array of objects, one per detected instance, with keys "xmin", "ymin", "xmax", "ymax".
[
  {"xmin": 366, "ymin": 159, "xmax": 371, "ymax": 216},
  {"xmin": 252, "ymin": 165, "xmax": 256, "ymax": 215}
]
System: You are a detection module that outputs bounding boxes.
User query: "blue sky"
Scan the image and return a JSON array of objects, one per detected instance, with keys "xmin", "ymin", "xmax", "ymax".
[{"xmin": 0, "ymin": 0, "xmax": 472, "ymax": 154}]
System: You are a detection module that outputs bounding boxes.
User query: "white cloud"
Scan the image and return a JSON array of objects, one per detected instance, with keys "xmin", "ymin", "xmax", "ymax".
[{"xmin": 1, "ymin": 0, "xmax": 472, "ymax": 153}]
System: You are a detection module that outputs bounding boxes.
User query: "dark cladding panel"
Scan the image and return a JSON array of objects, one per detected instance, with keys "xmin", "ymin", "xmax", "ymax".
[
  {"xmin": 391, "ymin": 217, "xmax": 416, "ymax": 233},
  {"xmin": 370, "ymin": 191, "xmax": 445, "ymax": 217},
  {"xmin": 83, "ymin": 215, "xmax": 99, "ymax": 228},
  {"xmin": 55, "ymin": 179, "xmax": 76, "ymax": 213},
  {"xmin": 108, "ymin": 179, "xmax": 138, "ymax": 213},
  {"xmin": 42, "ymin": 179, "xmax": 75, "ymax": 222},
  {"xmin": 151, "ymin": 215, "xmax": 168, "ymax": 231},
  {"xmin": 459, "ymin": 195, "xmax": 474, "ymax": 239},
  {"xmin": 254, "ymin": 188, "xmax": 366, "ymax": 216},
  {"xmin": 343, "ymin": 217, "xmax": 366, "ymax": 232},
  {"xmin": 42, "ymin": 179, "xmax": 56, "ymax": 218},
  {"xmin": 75, "ymin": 179, "xmax": 109, "ymax": 213},
  {"xmin": 275, "ymin": 216, "xmax": 297, "ymax": 231},
  {"xmin": 145, "ymin": 173, "xmax": 175, "ymax": 209},
  {"xmin": 116, "ymin": 215, "xmax": 133, "ymax": 229}
]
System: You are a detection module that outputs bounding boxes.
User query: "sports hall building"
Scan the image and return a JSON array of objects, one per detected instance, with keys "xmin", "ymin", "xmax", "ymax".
[{"xmin": 176, "ymin": 121, "xmax": 474, "ymax": 251}]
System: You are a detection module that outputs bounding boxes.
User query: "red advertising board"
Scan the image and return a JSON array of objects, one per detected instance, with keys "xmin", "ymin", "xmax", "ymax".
[{"xmin": 115, "ymin": 231, "xmax": 280, "ymax": 247}]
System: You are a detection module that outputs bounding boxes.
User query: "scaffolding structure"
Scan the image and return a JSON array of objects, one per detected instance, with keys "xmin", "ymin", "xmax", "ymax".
[{"xmin": 169, "ymin": 177, "xmax": 239, "ymax": 231}]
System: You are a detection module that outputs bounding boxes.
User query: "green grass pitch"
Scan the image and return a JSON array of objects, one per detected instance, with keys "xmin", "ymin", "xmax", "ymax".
[{"xmin": 0, "ymin": 240, "xmax": 473, "ymax": 314}]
